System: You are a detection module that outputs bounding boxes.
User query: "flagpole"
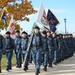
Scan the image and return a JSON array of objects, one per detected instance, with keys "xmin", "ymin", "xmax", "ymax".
[
  {"xmin": 1, "ymin": 7, "xmax": 8, "ymax": 19},
  {"xmin": 0, "ymin": 59, "xmax": 1, "ymax": 73},
  {"xmin": 64, "ymin": 18, "xmax": 67, "ymax": 34},
  {"xmin": 0, "ymin": 9, "xmax": 4, "ymax": 20}
]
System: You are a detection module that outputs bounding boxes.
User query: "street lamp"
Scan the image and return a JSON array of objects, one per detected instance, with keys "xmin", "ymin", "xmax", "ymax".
[{"xmin": 64, "ymin": 18, "xmax": 67, "ymax": 34}]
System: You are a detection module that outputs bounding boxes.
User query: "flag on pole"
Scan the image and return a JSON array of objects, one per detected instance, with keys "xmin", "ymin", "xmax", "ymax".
[
  {"xmin": 47, "ymin": 9, "xmax": 60, "ymax": 32},
  {"xmin": 49, "ymin": 23, "xmax": 57, "ymax": 32},
  {"xmin": 47, "ymin": 9, "xmax": 59, "ymax": 26},
  {"xmin": 7, "ymin": 14, "xmax": 15, "ymax": 39},
  {"xmin": 1, "ymin": 10, "xmax": 6, "ymax": 25},
  {"xmin": 1, "ymin": 7, "xmax": 8, "ymax": 25},
  {"xmin": 36, "ymin": 3, "xmax": 50, "ymax": 30},
  {"xmin": 44, "ymin": 26, "xmax": 50, "ymax": 31},
  {"xmin": 3, "ymin": 7, "xmax": 9, "ymax": 14}
]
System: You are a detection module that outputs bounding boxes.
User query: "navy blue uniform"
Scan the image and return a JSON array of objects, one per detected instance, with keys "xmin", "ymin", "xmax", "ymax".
[
  {"xmin": 42, "ymin": 36, "xmax": 48, "ymax": 71},
  {"xmin": 68, "ymin": 37, "xmax": 74, "ymax": 57},
  {"xmin": 53, "ymin": 37, "xmax": 58, "ymax": 65},
  {"xmin": 0, "ymin": 35, "xmax": 3, "ymax": 60},
  {"xmin": 63, "ymin": 38, "xmax": 68, "ymax": 59},
  {"xmin": 14, "ymin": 36, "xmax": 22, "ymax": 68},
  {"xmin": 47, "ymin": 35, "xmax": 54, "ymax": 67},
  {"xmin": 0, "ymin": 35, "xmax": 3, "ymax": 73},
  {"xmin": 3, "ymin": 37, "xmax": 14, "ymax": 70},
  {"xmin": 31, "ymin": 33, "xmax": 42, "ymax": 74},
  {"xmin": 57, "ymin": 38, "xmax": 64, "ymax": 62},
  {"xmin": 21, "ymin": 37, "xmax": 29, "ymax": 70}
]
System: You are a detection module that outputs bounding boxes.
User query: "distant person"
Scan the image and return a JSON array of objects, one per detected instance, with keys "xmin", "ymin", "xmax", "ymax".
[
  {"xmin": 41, "ymin": 31, "xmax": 48, "ymax": 71},
  {"xmin": 47, "ymin": 31, "xmax": 54, "ymax": 67},
  {"xmin": 0, "ymin": 34, "xmax": 3, "ymax": 73},
  {"xmin": 52, "ymin": 33, "xmax": 58, "ymax": 65},
  {"xmin": 31, "ymin": 26, "xmax": 42, "ymax": 75},
  {"xmin": 14, "ymin": 30, "xmax": 22, "ymax": 68},
  {"xmin": 21, "ymin": 31, "xmax": 29, "ymax": 71},
  {"xmin": 3, "ymin": 31, "xmax": 14, "ymax": 71}
]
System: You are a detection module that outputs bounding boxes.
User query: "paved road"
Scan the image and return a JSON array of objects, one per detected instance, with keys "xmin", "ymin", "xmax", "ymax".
[{"xmin": 1, "ymin": 55, "xmax": 75, "ymax": 75}]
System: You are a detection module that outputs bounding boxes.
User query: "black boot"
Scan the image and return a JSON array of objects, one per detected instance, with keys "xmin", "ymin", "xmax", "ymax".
[
  {"xmin": 0, "ymin": 60, "xmax": 2, "ymax": 73},
  {"xmin": 29, "ymin": 61, "xmax": 32, "ymax": 63},
  {"xmin": 48, "ymin": 64, "xmax": 52, "ymax": 68},
  {"xmin": 18, "ymin": 64, "xmax": 22, "ymax": 68},
  {"xmin": 23, "ymin": 68, "xmax": 27, "ymax": 71},
  {"xmin": 9, "ymin": 66, "xmax": 12, "ymax": 70},
  {"xmin": 43, "ymin": 66, "xmax": 47, "ymax": 71},
  {"xmin": 53, "ymin": 62, "xmax": 57, "ymax": 65},
  {"xmin": 23, "ymin": 67, "xmax": 27, "ymax": 71},
  {"xmin": 35, "ymin": 69, "xmax": 40, "ymax": 75},
  {"xmin": 0, "ymin": 69, "xmax": 1, "ymax": 73},
  {"xmin": 16, "ymin": 65, "xmax": 19, "ymax": 68},
  {"xmin": 6, "ymin": 67, "xmax": 9, "ymax": 71},
  {"xmin": 48, "ymin": 64, "xmax": 50, "ymax": 67},
  {"xmin": 26, "ymin": 66, "xmax": 28, "ymax": 70},
  {"xmin": 23, "ymin": 66, "xmax": 28, "ymax": 71}
]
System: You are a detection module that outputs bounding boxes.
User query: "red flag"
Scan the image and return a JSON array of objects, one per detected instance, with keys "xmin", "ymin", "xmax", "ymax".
[{"xmin": 7, "ymin": 14, "xmax": 15, "ymax": 39}]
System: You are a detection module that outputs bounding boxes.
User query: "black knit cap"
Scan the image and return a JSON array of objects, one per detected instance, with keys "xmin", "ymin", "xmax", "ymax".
[
  {"xmin": 34, "ymin": 26, "xmax": 40, "ymax": 30},
  {"xmin": 47, "ymin": 31, "xmax": 51, "ymax": 33},
  {"xmin": 59, "ymin": 34, "xmax": 62, "ymax": 36},
  {"xmin": 42, "ymin": 30, "xmax": 47, "ymax": 34},
  {"xmin": 5, "ymin": 31, "xmax": 10, "ymax": 34},
  {"xmin": 16, "ymin": 30, "xmax": 20, "ymax": 33},
  {"xmin": 22, "ymin": 31, "xmax": 27, "ymax": 34}
]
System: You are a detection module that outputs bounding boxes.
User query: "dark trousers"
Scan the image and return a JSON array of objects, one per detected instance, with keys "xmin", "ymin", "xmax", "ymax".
[
  {"xmin": 32, "ymin": 51, "xmax": 41, "ymax": 70},
  {"xmin": 6, "ymin": 52, "xmax": 13, "ymax": 68},
  {"xmin": 54, "ymin": 50, "xmax": 57, "ymax": 63},
  {"xmin": 0, "ymin": 50, "xmax": 2, "ymax": 71},
  {"xmin": 43, "ymin": 53, "xmax": 48, "ymax": 67},
  {"xmin": 16, "ymin": 52, "xmax": 22, "ymax": 66}
]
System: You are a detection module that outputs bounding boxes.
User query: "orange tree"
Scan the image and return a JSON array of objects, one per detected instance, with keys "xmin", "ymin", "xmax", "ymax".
[{"xmin": 0, "ymin": 0, "xmax": 37, "ymax": 30}]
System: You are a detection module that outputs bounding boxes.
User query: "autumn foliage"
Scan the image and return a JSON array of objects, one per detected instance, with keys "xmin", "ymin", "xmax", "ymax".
[{"xmin": 0, "ymin": 0, "xmax": 37, "ymax": 30}]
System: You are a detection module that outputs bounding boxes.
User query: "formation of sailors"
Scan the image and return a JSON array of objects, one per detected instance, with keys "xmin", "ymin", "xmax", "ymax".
[{"xmin": 0, "ymin": 26, "xmax": 75, "ymax": 75}]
